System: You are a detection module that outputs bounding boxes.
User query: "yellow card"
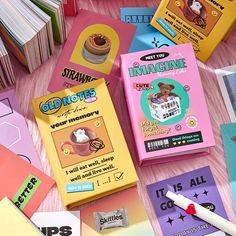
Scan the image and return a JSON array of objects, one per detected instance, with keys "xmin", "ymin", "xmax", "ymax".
[
  {"xmin": 0, "ymin": 197, "xmax": 43, "ymax": 235},
  {"xmin": 151, "ymin": 0, "xmax": 236, "ymax": 62}
]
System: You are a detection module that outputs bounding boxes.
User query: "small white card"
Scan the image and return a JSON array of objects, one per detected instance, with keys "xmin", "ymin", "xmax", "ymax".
[
  {"xmin": 31, "ymin": 211, "xmax": 80, "ymax": 236},
  {"xmin": 215, "ymin": 64, "xmax": 236, "ymax": 122}
]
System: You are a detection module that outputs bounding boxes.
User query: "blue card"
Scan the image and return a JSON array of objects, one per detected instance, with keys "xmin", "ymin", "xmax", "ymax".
[
  {"xmin": 221, "ymin": 123, "xmax": 236, "ymax": 212},
  {"xmin": 120, "ymin": 7, "xmax": 175, "ymax": 53}
]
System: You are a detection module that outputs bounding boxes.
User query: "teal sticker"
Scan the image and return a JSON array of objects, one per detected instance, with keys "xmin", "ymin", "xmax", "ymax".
[
  {"xmin": 12, "ymin": 174, "xmax": 41, "ymax": 210},
  {"xmin": 66, "ymin": 182, "xmax": 94, "ymax": 193},
  {"xmin": 140, "ymin": 78, "xmax": 189, "ymax": 126},
  {"xmin": 157, "ymin": 17, "xmax": 176, "ymax": 38}
]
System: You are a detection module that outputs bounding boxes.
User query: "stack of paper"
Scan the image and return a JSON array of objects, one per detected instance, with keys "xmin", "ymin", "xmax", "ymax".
[
  {"xmin": 31, "ymin": 0, "xmax": 66, "ymax": 44},
  {"xmin": 0, "ymin": 0, "xmax": 55, "ymax": 73},
  {"xmin": 0, "ymin": 197, "xmax": 43, "ymax": 235},
  {"xmin": 0, "ymin": 37, "xmax": 15, "ymax": 89}
]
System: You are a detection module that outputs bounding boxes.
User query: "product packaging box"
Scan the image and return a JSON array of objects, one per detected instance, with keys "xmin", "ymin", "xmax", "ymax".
[
  {"xmin": 32, "ymin": 79, "xmax": 138, "ymax": 208},
  {"xmin": 121, "ymin": 43, "xmax": 215, "ymax": 166},
  {"xmin": 0, "ymin": 89, "xmax": 42, "ymax": 169},
  {"xmin": 120, "ymin": 7, "xmax": 175, "ymax": 53},
  {"xmin": 48, "ymin": 9, "xmax": 136, "ymax": 94},
  {"xmin": 147, "ymin": 166, "xmax": 228, "ymax": 236},
  {"xmin": 150, "ymin": 0, "xmax": 236, "ymax": 62},
  {"xmin": 0, "ymin": 145, "xmax": 54, "ymax": 218}
]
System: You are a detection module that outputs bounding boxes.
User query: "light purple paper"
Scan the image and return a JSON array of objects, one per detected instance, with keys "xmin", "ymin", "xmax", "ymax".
[
  {"xmin": 0, "ymin": 89, "xmax": 42, "ymax": 169},
  {"xmin": 147, "ymin": 166, "xmax": 227, "ymax": 236}
]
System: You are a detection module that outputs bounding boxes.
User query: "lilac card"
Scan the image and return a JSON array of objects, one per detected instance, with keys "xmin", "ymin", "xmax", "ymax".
[
  {"xmin": 147, "ymin": 166, "xmax": 227, "ymax": 236},
  {"xmin": 0, "ymin": 89, "xmax": 42, "ymax": 169}
]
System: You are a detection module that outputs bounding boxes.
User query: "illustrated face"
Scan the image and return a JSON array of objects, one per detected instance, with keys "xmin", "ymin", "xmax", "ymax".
[{"xmin": 160, "ymin": 85, "xmax": 172, "ymax": 95}]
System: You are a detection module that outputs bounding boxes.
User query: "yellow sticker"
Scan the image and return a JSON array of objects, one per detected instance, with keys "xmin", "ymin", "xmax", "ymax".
[
  {"xmin": 175, "ymin": 1, "xmax": 181, "ymax": 6},
  {"xmin": 63, "ymin": 148, "xmax": 70, "ymax": 155}
]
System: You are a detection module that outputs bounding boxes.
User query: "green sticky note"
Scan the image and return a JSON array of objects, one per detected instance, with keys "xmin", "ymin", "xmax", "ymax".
[{"xmin": 12, "ymin": 174, "xmax": 41, "ymax": 210}]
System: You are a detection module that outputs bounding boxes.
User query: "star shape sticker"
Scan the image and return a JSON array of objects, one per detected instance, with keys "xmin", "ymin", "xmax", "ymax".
[
  {"xmin": 166, "ymin": 217, "xmax": 174, "ymax": 225},
  {"xmin": 178, "ymin": 213, "xmax": 186, "ymax": 221},
  {"xmin": 203, "ymin": 189, "xmax": 209, "ymax": 196},
  {"xmin": 193, "ymin": 192, "xmax": 199, "ymax": 199}
]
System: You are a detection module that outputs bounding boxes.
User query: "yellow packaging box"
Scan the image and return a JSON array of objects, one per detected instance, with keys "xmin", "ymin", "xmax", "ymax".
[
  {"xmin": 151, "ymin": 0, "xmax": 236, "ymax": 62},
  {"xmin": 32, "ymin": 79, "xmax": 138, "ymax": 208}
]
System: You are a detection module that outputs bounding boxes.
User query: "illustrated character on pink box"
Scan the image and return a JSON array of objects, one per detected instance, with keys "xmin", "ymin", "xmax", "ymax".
[
  {"xmin": 148, "ymin": 82, "xmax": 181, "ymax": 122},
  {"xmin": 148, "ymin": 82, "xmax": 180, "ymax": 104}
]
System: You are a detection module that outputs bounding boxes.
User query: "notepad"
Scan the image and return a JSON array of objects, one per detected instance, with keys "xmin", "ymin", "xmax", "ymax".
[
  {"xmin": 0, "ymin": 145, "xmax": 54, "ymax": 217},
  {"xmin": 147, "ymin": 166, "xmax": 227, "ymax": 236},
  {"xmin": 121, "ymin": 43, "xmax": 215, "ymax": 165},
  {"xmin": 0, "ymin": 197, "xmax": 43, "ymax": 235},
  {"xmin": 32, "ymin": 79, "xmax": 138, "ymax": 208}
]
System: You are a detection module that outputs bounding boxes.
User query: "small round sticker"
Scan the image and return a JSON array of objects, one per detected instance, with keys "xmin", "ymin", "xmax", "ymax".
[
  {"xmin": 175, "ymin": 124, "xmax": 182, "ymax": 131},
  {"xmin": 94, "ymin": 120, "xmax": 101, "ymax": 127},
  {"xmin": 175, "ymin": 1, "xmax": 181, "ymax": 6},
  {"xmin": 186, "ymin": 116, "xmax": 198, "ymax": 129},
  {"xmin": 211, "ymin": 10, "xmax": 218, "ymax": 16},
  {"xmin": 63, "ymin": 148, "xmax": 70, "ymax": 155}
]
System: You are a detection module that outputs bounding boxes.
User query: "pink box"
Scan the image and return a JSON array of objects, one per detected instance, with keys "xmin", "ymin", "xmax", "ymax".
[{"xmin": 121, "ymin": 43, "xmax": 215, "ymax": 166}]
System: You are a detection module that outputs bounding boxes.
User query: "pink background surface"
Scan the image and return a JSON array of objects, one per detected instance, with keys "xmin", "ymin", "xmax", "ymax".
[{"xmin": 11, "ymin": 0, "xmax": 236, "ymax": 235}]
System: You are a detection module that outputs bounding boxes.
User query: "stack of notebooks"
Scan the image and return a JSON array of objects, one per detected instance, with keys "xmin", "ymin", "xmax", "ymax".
[
  {"xmin": 0, "ymin": 0, "xmax": 66, "ymax": 73},
  {"xmin": 0, "ymin": 37, "xmax": 15, "ymax": 89},
  {"xmin": 31, "ymin": 0, "xmax": 66, "ymax": 44}
]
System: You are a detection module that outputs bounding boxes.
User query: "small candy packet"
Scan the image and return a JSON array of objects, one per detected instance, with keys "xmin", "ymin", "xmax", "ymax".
[{"xmin": 94, "ymin": 208, "xmax": 129, "ymax": 232}]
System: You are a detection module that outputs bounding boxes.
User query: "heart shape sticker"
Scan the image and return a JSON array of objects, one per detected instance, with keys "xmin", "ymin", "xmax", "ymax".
[{"xmin": 186, "ymin": 203, "xmax": 196, "ymax": 215}]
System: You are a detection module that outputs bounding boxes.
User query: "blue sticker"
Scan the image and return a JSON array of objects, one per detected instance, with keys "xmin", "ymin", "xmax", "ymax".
[
  {"xmin": 157, "ymin": 18, "xmax": 176, "ymax": 38},
  {"xmin": 66, "ymin": 182, "xmax": 94, "ymax": 193}
]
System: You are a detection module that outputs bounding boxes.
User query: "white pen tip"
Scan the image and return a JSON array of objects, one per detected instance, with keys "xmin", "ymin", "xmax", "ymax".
[{"xmin": 166, "ymin": 191, "xmax": 178, "ymax": 201}]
